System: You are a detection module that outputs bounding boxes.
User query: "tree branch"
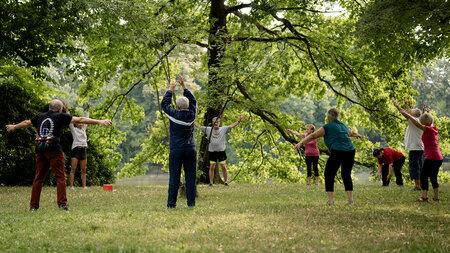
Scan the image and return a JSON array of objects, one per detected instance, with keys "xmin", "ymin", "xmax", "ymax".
[{"xmin": 225, "ymin": 4, "xmax": 252, "ymax": 14}]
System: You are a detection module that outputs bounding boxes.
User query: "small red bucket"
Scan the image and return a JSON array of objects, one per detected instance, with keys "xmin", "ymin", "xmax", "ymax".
[{"xmin": 103, "ymin": 184, "xmax": 113, "ymax": 191}]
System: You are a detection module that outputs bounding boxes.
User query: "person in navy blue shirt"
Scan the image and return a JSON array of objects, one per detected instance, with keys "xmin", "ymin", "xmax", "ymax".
[
  {"xmin": 161, "ymin": 75, "xmax": 197, "ymax": 208},
  {"xmin": 294, "ymin": 108, "xmax": 362, "ymax": 205}
]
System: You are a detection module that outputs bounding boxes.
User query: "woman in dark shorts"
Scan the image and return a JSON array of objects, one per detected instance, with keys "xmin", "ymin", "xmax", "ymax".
[{"xmin": 64, "ymin": 103, "xmax": 90, "ymax": 189}]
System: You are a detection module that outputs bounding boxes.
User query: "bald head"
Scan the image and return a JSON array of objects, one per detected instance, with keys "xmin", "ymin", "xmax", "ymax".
[{"xmin": 49, "ymin": 100, "xmax": 63, "ymax": 112}]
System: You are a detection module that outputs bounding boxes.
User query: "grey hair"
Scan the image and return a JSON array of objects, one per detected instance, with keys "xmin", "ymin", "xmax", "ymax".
[
  {"xmin": 176, "ymin": 96, "xmax": 189, "ymax": 109},
  {"xmin": 49, "ymin": 100, "xmax": 63, "ymax": 112},
  {"xmin": 419, "ymin": 113, "xmax": 433, "ymax": 126},
  {"xmin": 326, "ymin": 108, "xmax": 340, "ymax": 122},
  {"xmin": 411, "ymin": 108, "xmax": 421, "ymax": 117}
]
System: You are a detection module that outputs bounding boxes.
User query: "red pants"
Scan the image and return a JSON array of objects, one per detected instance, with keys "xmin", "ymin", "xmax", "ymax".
[{"xmin": 30, "ymin": 152, "xmax": 67, "ymax": 209}]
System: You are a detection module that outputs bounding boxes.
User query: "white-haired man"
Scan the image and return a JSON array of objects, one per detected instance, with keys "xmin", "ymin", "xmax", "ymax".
[
  {"xmin": 402, "ymin": 97, "xmax": 424, "ymax": 191},
  {"xmin": 161, "ymin": 75, "xmax": 197, "ymax": 208},
  {"xmin": 6, "ymin": 99, "xmax": 112, "ymax": 211},
  {"xmin": 195, "ymin": 115, "xmax": 245, "ymax": 186}
]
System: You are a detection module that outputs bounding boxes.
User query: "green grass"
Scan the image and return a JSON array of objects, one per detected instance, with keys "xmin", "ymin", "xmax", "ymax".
[{"xmin": 0, "ymin": 184, "xmax": 449, "ymax": 252}]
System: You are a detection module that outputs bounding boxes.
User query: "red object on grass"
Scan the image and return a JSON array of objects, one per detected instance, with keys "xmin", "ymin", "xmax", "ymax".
[{"xmin": 103, "ymin": 184, "xmax": 113, "ymax": 191}]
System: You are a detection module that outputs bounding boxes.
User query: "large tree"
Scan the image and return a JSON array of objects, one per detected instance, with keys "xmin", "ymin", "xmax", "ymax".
[{"xmin": 68, "ymin": 0, "xmax": 449, "ymax": 183}]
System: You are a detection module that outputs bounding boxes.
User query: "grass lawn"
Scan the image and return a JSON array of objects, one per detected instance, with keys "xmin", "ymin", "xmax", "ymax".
[{"xmin": 0, "ymin": 184, "xmax": 448, "ymax": 252}]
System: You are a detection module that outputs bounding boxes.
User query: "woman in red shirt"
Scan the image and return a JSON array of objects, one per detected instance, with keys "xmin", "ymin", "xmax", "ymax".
[
  {"xmin": 373, "ymin": 147, "xmax": 405, "ymax": 186},
  {"xmin": 393, "ymin": 98, "xmax": 443, "ymax": 202}
]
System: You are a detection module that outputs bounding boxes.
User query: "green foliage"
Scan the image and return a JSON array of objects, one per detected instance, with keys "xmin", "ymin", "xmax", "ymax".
[
  {"xmin": 16, "ymin": 0, "xmax": 444, "ymax": 184},
  {"xmin": 0, "ymin": 0, "xmax": 90, "ymax": 67},
  {"xmin": 0, "ymin": 61, "xmax": 48, "ymax": 185}
]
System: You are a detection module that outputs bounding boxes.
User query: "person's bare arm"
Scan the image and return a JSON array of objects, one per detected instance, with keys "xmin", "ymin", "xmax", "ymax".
[
  {"xmin": 63, "ymin": 102, "xmax": 70, "ymax": 114},
  {"xmin": 285, "ymin": 129, "xmax": 306, "ymax": 138},
  {"xmin": 377, "ymin": 163, "xmax": 382, "ymax": 179},
  {"xmin": 6, "ymin": 120, "xmax": 32, "ymax": 132},
  {"xmin": 404, "ymin": 96, "xmax": 412, "ymax": 114},
  {"xmin": 349, "ymin": 128, "xmax": 363, "ymax": 139},
  {"xmin": 387, "ymin": 164, "xmax": 393, "ymax": 181},
  {"xmin": 229, "ymin": 115, "xmax": 246, "ymax": 129},
  {"xmin": 294, "ymin": 127, "xmax": 325, "ymax": 150},
  {"xmin": 393, "ymin": 98, "xmax": 426, "ymax": 131},
  {"xmin": 71, "ymin": 117, "xmax": 112, "ymax": 127},
  {"xmin": 178, "ymin": 75, "xmax": 186, "ymax": 90}
]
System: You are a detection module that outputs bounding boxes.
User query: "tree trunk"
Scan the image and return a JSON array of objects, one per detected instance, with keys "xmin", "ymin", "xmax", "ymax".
[{"xmin": 197, "ymin": 0, "xmax": 228, "ymax": 184}]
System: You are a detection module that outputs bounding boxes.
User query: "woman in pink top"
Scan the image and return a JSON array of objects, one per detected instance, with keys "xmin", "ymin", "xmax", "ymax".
[
  {"xmin": 286, "ymin": 124, "xmax": 320, "ymax": 185},
  {"xmin": 393, "ymin": 98, "xmax": 443, "ymax": 202}
]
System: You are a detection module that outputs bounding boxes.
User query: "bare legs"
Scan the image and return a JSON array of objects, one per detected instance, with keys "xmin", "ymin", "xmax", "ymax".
[
  {"xmin": 209, "ymin": 163, "xmax": 215, "ymax": 185},
  {"xmin": 208, "ymin": 162, "xmax": 228, "ymax": 185},
  {"xmin": 70, "ymin": 157, "xmax": 87, "ymax": 188}
]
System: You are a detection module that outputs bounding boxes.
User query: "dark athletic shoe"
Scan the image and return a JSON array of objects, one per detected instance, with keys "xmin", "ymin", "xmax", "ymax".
[
  {"xmin": 224, "ymin": 182, "xmax": 229, "ymax": 186},
  {"xmin": 413, "ymin": 186, "xmax": 422, "ymax": 191},
  {"xmin": 58, "ymin": 205, "xmax": 70, "ymax": 211},
  {"xmin": 209, "ymin": 184, "xmax": 213, "ymax": 187}
]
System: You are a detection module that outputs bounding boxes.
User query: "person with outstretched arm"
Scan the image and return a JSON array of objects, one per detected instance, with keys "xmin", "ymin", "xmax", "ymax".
[
  {"xmin": 392, "ymin": 98, "xmax": 443, "ymax": 202},
  {"xmin": 286, "ymin": 124, "xmax": 320, "ymax": 185},
  {"xmin": 293, "ymin": 108, "xmax": 363, "ymax": 205},
  {"xmin": 401, "ymin": 97, "xmax": 425, "ymax": 191},
  {"xmin": 6, "ymin": 99, "xmax": 112, "ymax": 211},
  {"xmin": 64, "ymin": 102, "xmax": 91, "ymax": 189},
  {"xmin": 195, "ymin": 115, "xmax": 245, "ymax": 186},
  {"xmin": 161, "ymin": 75, "xmax": 197, "ymax": 208}
]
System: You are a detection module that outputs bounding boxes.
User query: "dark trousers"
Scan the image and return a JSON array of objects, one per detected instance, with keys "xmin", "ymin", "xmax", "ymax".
[
  {"xmin": 305, "ymin": 156, "xmax": 319, "ymax": 177},
  {"xmin": 421, "ymin": 159, "xmax": 442, "ymax": 191},
  {"xmin": 381, "ymin": 156, "xmax": 405, "ymax": 186},
  {"xmin": 324, "ymin": 149, "xmax": 355, "ymax": 192},
  {"xmin": 408, "ymin": 150, "xmax": 424, "ymax": 180},
  {"xmin": 167, "ymin": 147, "xmax": 197, "ymax": 208},
  {"xmin": 31, "ymin": 152, "xmax": 67, "ymax": 209}
]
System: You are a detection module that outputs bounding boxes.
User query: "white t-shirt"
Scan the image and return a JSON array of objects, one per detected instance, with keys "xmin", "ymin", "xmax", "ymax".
[
  {"xmin": 404, "ymin": 118, "xmax": 424, "ymax": 151},
  {"xmin": 201, "ymin": 126, "xmax": 231, "ymax": 152},
  {"xmin": 68, "ymin": 112, "xmax": 89, "ymax": 150}
]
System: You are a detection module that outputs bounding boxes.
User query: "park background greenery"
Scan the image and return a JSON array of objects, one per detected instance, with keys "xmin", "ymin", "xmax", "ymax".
[{"xmin": 0, "ymin": 0, "xmax": 449, "ymax": 186}]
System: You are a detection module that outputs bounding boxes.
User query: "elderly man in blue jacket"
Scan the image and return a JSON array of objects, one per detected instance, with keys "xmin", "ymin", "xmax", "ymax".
[{"xmin": 161, "ymin": 75, "xmax": 197, "ymax": 208}]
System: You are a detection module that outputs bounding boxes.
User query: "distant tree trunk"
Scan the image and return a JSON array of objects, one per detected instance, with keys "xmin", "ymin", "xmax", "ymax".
[{"xmin": 198, "ymin": 0, "xmax": 228, "ymax": 184}]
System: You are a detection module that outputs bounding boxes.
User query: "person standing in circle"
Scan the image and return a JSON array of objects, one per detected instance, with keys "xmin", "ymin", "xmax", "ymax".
[
  {"xmin": 286, "ymin": 124, "xmax": 320, "ymax": 185},
  {"xmin": 64, "ymin": 102, "xmax": 90, "ymax": 189},
  {"xmin": 372, "ymin": 147, "xmax": 405, "ymax": 186},
  {"xmin": 195, "ymin": 115, "xmax": 246, "ymax": 186},
  {"xmin": 393, "ymin": 98, "xmax": 443, "ymax": 202},
  {"xmin": 5, "ymin": 99, "xmax": 112, "ymax": 211},
  {"xmin": 161, "ymin": 75, "xmax": 197, "ymax": 208},
  {"xmin": 294, "ymin": 108, "xmax": 362, "ymax": 205}
]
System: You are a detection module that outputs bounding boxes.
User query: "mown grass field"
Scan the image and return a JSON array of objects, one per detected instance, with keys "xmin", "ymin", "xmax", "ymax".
[{"xmin": 0, "ymin": 184, "xmax": 448, "ymax": 252}]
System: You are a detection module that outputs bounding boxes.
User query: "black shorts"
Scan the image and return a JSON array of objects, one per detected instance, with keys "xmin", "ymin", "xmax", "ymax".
[
  {"xmin": 209, "ymin": 151, "xmax": 227, "ymax": 163},
  {"xmin": 71, "ymin": 147, "xmax": 87, "ymax": 160}
]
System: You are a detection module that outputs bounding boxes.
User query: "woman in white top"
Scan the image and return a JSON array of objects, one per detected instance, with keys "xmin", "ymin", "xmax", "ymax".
[{"xmin": 64, "ymin": 102, "xmax": 90, "ymax": 189}]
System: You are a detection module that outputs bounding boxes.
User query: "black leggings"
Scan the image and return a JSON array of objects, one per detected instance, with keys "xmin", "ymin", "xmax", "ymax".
[
  {"xmin": 305, "ymin": 156, "xmax": 319, "ymax": 177},
  {"xmin": 421, "ymin": 159, "xmax": 443, "ymax": 191},
  {"xmin": 324, "ymin": 149, "xmax": 355, "ymax": 192},
  {"xmin": 381, "ymin": 156, "xmax": 405, "ymax": 186}
]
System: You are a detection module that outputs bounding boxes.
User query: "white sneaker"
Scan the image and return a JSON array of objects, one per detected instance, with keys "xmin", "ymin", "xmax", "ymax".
[{"xmin": 70, "ymin": 187, "xmax": 75, "ymax": 190}]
